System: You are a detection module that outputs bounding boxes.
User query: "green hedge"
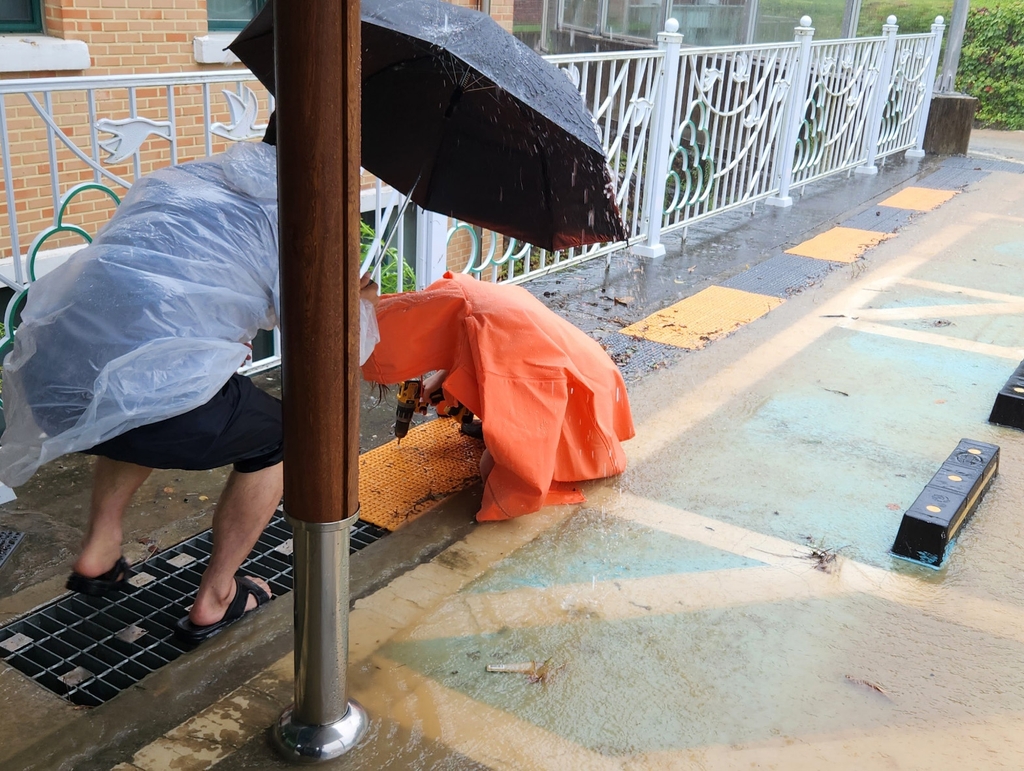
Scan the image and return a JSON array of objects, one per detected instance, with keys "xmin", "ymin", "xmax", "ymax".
[{"xmin": 958, "ymin": 0, "xmax": 1024, "ymax": 128}]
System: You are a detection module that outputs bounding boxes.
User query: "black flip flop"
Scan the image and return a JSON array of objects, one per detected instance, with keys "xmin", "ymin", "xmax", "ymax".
[
  {"xmin": 174, "ymin": 576, "xmax": 271, "ymax": 644},
  {"xmin": 66, "ymin": 556, "xmax": 131, "ymax": 597}
]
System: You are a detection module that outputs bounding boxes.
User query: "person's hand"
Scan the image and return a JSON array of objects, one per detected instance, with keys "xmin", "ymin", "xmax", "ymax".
[
  {"xmin": 242, "ymin": 341, "xmax": 253, "ymax": 366},
  {"xmin": 360, "ymin": 272, "xmax": 379, "ymax": 307},
  {"xmin": 419, "ymin": 369, "xmax": 448, "ymax": 408}
]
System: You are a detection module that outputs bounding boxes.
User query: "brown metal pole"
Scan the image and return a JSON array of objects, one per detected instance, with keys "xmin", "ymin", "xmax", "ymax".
[{"xmin": 272, "ymin": 0, "xmax": 369, "ymax": 761}]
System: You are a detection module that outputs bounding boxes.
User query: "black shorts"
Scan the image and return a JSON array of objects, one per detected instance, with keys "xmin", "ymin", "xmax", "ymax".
[{"xmin": 84, "ymin": 374, "xmax": 282, "ymax": 474}]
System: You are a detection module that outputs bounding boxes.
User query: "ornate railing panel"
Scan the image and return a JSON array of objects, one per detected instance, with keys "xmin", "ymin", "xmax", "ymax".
[
  {"xmin": 876, "ymin": 33, "xmax": 937, "ymax": 159},
  {"xmin": 0, "ymin": 71, "xmax": 270, "ymax": 292},
  {"xmin": 790, "ymin": 36, "xmax": 887, "ymax": 187},
  {"xmin": 452, "ymin": 49, "xmax": 664, "ymax": 283},
  {"xmin": 661, "ymin": 41, "xmax": 800, "ymax": 233}
]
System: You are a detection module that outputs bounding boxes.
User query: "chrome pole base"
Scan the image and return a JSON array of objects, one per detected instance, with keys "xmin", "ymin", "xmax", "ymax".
[{"xmin": 272, "ymin": 699, "xmax": 369, "ymax": 763}]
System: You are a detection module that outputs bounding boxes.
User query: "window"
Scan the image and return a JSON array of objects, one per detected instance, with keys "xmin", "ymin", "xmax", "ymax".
[
  {"xmin": 0, "ymin": 0, "xmax": 42, "ymax": 34},
  {"xmin": 208, "ymin": 0, "xmax": 267, "ymax": 32}
]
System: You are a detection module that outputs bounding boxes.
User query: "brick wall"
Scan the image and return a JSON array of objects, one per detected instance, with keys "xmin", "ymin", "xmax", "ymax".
[
  {"xmin": 49, "ymin": 0, "xmax": 205, "ymax": 75},
  {"xmin": 514, "ymin": 0, "xmax": 544, "ymax": 27}
]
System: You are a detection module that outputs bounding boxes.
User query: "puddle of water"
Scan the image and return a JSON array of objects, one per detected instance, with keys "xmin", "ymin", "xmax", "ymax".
[
  {"xmin": 464, "ymin": 508, "xmax": 762, "ymax": 594},
  {"xmin": 378, "ymin": 592, "xmax": 1024, "ymax": 757}
]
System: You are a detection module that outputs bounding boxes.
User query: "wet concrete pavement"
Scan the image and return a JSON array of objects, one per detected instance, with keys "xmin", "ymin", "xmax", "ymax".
[{"xmin": 3, "ymin": 132, "xmax": 1024, "ymax": 770}]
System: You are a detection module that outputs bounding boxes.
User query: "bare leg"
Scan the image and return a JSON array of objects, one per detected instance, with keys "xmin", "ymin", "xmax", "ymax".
[
  {"xmin": 73, "ymin": 457, "xmax": 152, "ymax": 578},
  {"xmin": 189, "ymin": 462, "xmax": 283, "ymax": 626},
  {"xmin": 480, "ymin": 448, "xmax": 495, "ymax": 483}
]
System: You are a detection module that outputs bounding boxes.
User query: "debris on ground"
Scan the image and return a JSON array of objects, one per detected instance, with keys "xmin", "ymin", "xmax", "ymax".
[
  {"xmin": 613, "ymin": 296, "xmax": 634, "ymax": 306},
  {"xmin": 806, "ymin": 542, "xmax": 848, "ymax": 573},
  {"xmin": 486, "ymin": 659, "xmax": 563, "ymax": 684},
  {"xmin": 136, "ymin": 537, "xmax": 159, "ymax": 562},
  {"xmin": 845, "ymin": 674, "xmax": 891, "ymax": 699}
]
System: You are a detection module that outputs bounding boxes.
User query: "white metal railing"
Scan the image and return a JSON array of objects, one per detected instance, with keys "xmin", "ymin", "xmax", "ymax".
[
  {"xmin": 877, "ymin": 31, "xmax": 941, "ymax": 158},
  {"xmin": 789, "ymin": 35, "xmax": 887, "ymax": 188},
  {"xmin": 0, "ymin": 14, "xmax": 946, "ymax": 374},
  {"xmin": 662, "ymin": 41, "xmax": 801, "ymax": 228}
]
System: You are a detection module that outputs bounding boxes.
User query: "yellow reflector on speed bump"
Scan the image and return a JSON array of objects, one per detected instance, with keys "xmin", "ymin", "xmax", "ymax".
[
  {"xmin": 358, "ymin": 418, "xmax": 483, "ymax": 531},
  {"xmin": 620, "ymin": 286, "xmax": 783, "ymax": 350},
  {"xmin": 784, "ymin": 226, "xmax": 891, "ymax": 263}
]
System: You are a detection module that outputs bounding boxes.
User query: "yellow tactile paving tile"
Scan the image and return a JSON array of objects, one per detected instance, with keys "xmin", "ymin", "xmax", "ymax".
[
  {"xmin": 620, "ymin": 285, "xmax": 783, "ymax": 350},
  {"xmin": 879, "ymin": 185, "xmax": 958, "ymax": 211},
  {"xmin": 359, "ymin": 418, "xmax": 483, "ymax": 531},
  {"xmin": 784, "ymin": 226, "xmax": 892, "ymax": 263}
]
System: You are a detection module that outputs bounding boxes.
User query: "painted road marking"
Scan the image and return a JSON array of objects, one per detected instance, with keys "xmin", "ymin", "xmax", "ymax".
[
  {"xmin": 626, "ymin": 217, "xmax": 985, "ymax": 466},
  {"xmin": 856, "ymin": 300, "xmax": 1024, "ymax": 322},
  {"xmin": 841, "ymin": 319, "xmax": 1024, "ymax": 360},
  {"xmin": 620, "ymin": 286, "xmax": 783, "ymax": 350},
  {"xmin": 598, "ymin": 491, "xmax": 1024, "ymax": 647},
  {"xmin": 784, "ymin": 226, "xmax": 892, "ymax": 263},
  {"xmin": 899, "ymin": 276, "xmax": 1024, "ymax": 304},
  {"xmin": 879, "ymin": 185, "xmax": 958, "ymax": 211}
]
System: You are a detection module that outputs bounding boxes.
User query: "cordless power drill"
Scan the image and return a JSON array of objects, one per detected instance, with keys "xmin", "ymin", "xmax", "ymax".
[
  {"xmin": 394, "ymin": 379, "xmax": 426, "ymax": 443},
  {"xmin": 394, "ymin": 379, "xmax": 475, "ymax": 443}
]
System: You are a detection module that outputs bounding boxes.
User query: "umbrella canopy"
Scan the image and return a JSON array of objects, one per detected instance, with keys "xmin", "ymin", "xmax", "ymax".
[{"xmin": 229, "ymin": 0, "xmax": 626, "ymax": 252}]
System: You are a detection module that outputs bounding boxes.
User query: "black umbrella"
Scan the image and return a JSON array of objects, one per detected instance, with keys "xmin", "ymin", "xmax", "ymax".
[{"xmin": 229, "ymin": 0, "xmax": 626, "ymax": 252}]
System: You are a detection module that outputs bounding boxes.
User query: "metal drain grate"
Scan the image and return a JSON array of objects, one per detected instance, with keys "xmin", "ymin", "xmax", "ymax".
[
  {"xmin": 0, "ymin": 512, "xmax": 389, "ymax": 706},
  {"xmin": 0, "ymin": 529, "xmax": 25, "ymax": 571}
]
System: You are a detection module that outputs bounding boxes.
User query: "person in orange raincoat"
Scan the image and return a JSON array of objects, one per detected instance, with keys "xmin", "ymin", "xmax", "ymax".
[{"xmin": 362, "ymin": 271, "xmax": 635, "ymax": 522}]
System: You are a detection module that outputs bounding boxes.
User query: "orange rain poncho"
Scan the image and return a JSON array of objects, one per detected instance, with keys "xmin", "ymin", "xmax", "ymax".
[{"xmin": 362, "ymin": 272, "xmax": 635, "ymax": 522}]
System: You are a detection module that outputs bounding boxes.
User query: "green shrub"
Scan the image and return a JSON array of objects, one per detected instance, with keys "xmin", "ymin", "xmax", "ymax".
[
  {"xmin": 360, "ymin": 219, "xmax": 416, "ymax": 295},
  {"xmin": 857, "ymin": 0, "xmax": 950, "ymax": 36},
  {"xmin": 958, "ymin": 0, "xmax": 1024, "ymax": 128}
]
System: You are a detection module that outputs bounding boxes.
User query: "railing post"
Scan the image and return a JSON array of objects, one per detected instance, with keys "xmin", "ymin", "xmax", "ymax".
[
  {"xmin": 415, "ymin": 206, "xmax": 449, "ymax": 289},
  {"xmin": 856, "ymin": 15, "xmax": 899, "ymax": 175},
  {"xmin": 633, "ymin": 18, "xmax": 682, "ymax": 259},
  {"xmin": 906, "ymin": 16, "xmax": 946, "ymax": 159},
  {"xmin": 767, "ymin": 16, "xmax": 815, "ymax": 208}
]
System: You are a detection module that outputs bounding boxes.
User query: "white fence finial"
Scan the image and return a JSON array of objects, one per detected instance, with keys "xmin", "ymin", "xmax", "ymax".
[
  {"xmin": 664, "ymin": 17, "xmax": 680, "ymax": 33},
  {"xmin": 800, "ymin": 15, "xmax": 812, "ymax": 27}
]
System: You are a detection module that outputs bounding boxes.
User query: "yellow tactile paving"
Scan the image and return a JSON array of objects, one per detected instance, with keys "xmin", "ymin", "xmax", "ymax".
[
  {"xmin": 359, "ymin": 418, "xmax": 483, "ymax": 531},
  {"xmin": 784, "ymin": 226, "xmax": 892, "ymax": 263},
  {"xmin": 620, "ymin": 286, "xmax": 783, "ymax": 350},
  {"xmin": 879, "ymin": 185, "xmax": 958, "ymax": 211}
]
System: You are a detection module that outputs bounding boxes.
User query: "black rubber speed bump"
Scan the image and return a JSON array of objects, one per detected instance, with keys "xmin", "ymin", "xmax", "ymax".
[
  {"xmin": 891, "ymin": 439, "xmax": 999, "ymax": 568},
  {"xmin": 989, "ymin": 361, "xmax": 1024, "ymax": 430}
]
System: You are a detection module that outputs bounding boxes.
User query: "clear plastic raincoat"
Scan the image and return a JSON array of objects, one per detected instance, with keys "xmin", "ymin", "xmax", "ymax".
[{"xmin": 0, "ymin": 142, "xmax": 281, "ymax": 487}]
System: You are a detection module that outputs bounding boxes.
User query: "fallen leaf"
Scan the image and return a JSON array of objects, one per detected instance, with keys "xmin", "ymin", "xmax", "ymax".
[
  {"xmin": 198, "ymin": 495, "xmax": 209, "ymax": 502},
  {"xmin": 935, "ymin": 399, "xmax": 946, "ymax": 404},
  {"xmin": 687, "ymin": 265, "xmax": 696, "ymax": 272},
  {"xmin": 163, "ymin": 486, "xmax": 174, "ymax": 494},
  {"xmin": 887, "ymin": 503, "xmax": 901, "ymax": 511},
  {"xmin": 613, "ymin": 296, "xmax": 634, "ymax": 306}
]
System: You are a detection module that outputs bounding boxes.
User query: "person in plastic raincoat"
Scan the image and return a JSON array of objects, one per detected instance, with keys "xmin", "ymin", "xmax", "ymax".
[
  {"xmin": 0, "ymin": 123, "xmax": 377, "ymax": 643},
  {"xmin": 362, "ymin": 271, "xmax": 635, "ymax": 521}
]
